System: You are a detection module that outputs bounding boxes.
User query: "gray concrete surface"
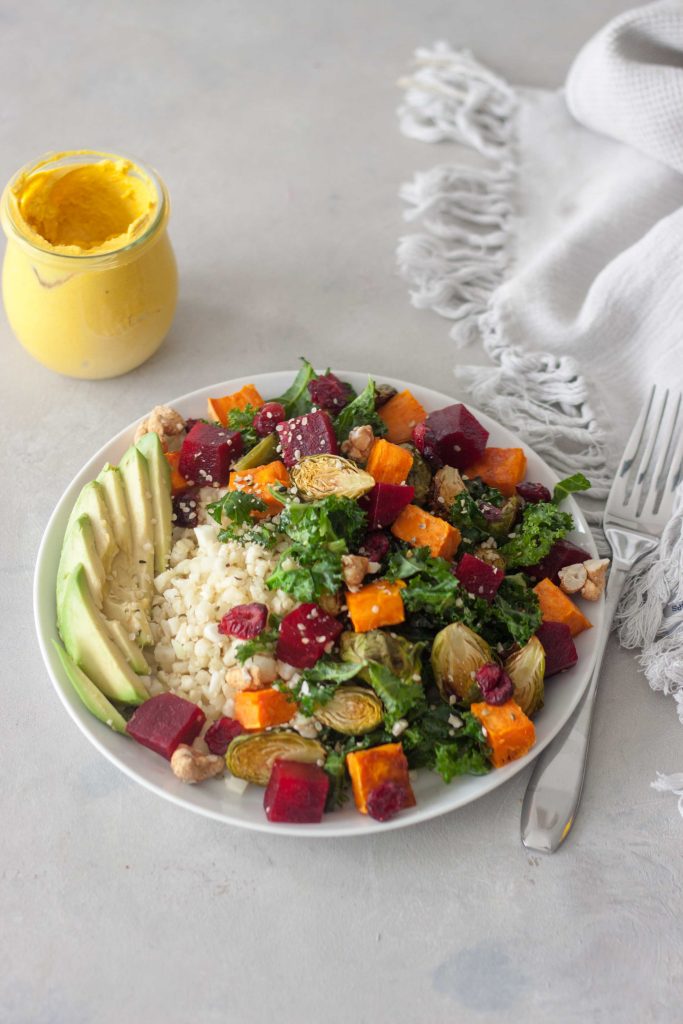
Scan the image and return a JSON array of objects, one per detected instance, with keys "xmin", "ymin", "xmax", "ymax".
[{"xmin": 2, "ymin": 2, "xmax": 681, "ymax": 1022}]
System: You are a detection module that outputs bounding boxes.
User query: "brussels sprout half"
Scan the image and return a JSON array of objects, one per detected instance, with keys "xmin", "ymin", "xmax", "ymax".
[
  {"xmin": 400, "ymin": 443, "xmax": 433, "ymax": 507},
  {"xmin": 430, "ymin": 622, "xmax": 494, "ymax": 705},
  {"xmin": 339, "ymin": 630, "xmax": 424, "ymax": 682},
  {"xmin": 314, "ymin": 685, "xmax": 383, "ymax": 734},
  {"xmin": 225, "ymin": 731, "xmax": 326, "ymax": 786},
  {"xmin": 291, "ymin": 454, "xmax": 375, "ymax": 501},
  {"xmin": 504, "ymin": 636, "xmax": 545, "ymax": 717}
]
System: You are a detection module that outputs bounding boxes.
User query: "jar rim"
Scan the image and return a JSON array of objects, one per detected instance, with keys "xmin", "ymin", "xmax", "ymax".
[{"xmin": 0, "ymin": 149, "xmax": 170, "ymax": 265}]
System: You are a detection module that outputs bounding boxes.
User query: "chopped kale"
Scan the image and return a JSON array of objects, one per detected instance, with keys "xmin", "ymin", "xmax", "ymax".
[
  {"xmin": 499, "ymin": 502, "xmax": 574, "ymax": 569},
  {"xmin": 333, "ymin": 378, "xmax": 387, "ymax": 442}
]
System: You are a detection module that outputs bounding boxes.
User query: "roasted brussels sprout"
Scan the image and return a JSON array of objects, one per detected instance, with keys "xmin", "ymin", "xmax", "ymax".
[
  {"xmin": 473, "ymin": 544, "xmax": 506, "ymax": 572},
  {"xmin": 375, "ymin": 383, "xmax": 398, "ymax": 408},
  {"xmin": 504, "ymin": 636, "xmax": 545, "ymax": 717},
  {"xmin": 225, "ymin": 731, "xmax": 326, "ymax": 786},
  {"xmin": 233, "ymin": 433, "xmax": 279, "ymax": 471},
  {"xmin": 339, "ymin": 630, "xmax": 423, "ymax": 682},
  {"xmin": 430, "ymin": 465, "xmax": 467, "ymax": 513},
  {"xmin": 314, "ymin": 685, "xmax": 383, "ymax": 734},
  {"xmin": 431, "ymin": 622, "xmax": 494, "ymax": 704},
  {"xmin": 292, "ymin": 454, "xmax": 375, "ymax": 501},
  {"xmin": 487, "ymin": 495, "xmax": 524, "ymax": 541},
  {"xmin": 400, "ymin": 443, "xmax": 433, "ymax": 507}
]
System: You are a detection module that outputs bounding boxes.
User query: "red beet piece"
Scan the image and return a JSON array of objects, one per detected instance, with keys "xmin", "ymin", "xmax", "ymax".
[
  {"xmin": 412, "ymin": 422, "xmax": 442, "ymax": 466},
  {"xmin": 475, "ymin": 663, "xmax": 514, "ymax": 705},
  {"xmin": 366, "ymin": 781, "xmax": 410, "ymax": 822},
  {"xmin": 308, "ymin": 373, "xmax": 353, "ymax": 413},
  {"xmin": 126, "ymin": 693, "xmax": 206, "ymax": 760},
  {"xmin": 358, "ymin": 529, "xmax": 391, "ymax": 567},
  {"xmin": 536, "ymin": 622, "xmax": 578, "ymax": 677},
  {"xmin": 276, "ymin": 409, "xmax": 339, "ymax": 467},
  {"xmin": 172, "ymin": 487, "xmax": 200, "ymax": 528},
  {"xmin": 253, "ymin": 402, "xmax": 286, "ymax": 437},
  {"xmin": 264, "ymin": 759, "xmax": 330, "ymax": 823},
  {"xmin": 205, "ymin": 716, "xmax": 244, "ymax": 755},
  {"xmin": 516, "ymin": 481, "xmax": 552, "ymax": 504},
  {"xmin": 178, "ymin": 422, "xmax": 243, "ymax": 487},
  {"xmin": 425, "ymin": 403, "xmax": 489, "ymax": 469},
  {"xmin": 218, "ymin": 602, "xmax": 268, "ymax": 639},
  {"xmin": 360, "ymin": 482, "xmax": 415, "ymax": 529},
  {"xmin": 524, "ymin": 539, "xmax": 592, "ymax": 584},
  {"xmin": 455, "ymin": 553, "xmax": 504, "ymax": 603},
  {"xmin": 276, "ymin": 603, "xmax": 343, "ymax": 669}
]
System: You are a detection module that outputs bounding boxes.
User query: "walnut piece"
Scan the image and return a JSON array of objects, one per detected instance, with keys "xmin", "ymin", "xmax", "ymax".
[
  {"xmin": 581, "ymin": 558, "xmax": 610, "ymax": 600},
  {"xmin": 170, "ymin": 744, "xmax": 224, "ymax": 784},
  {"xmin": 134, "ymin": 405, "xmax": 186, "ymax": 452},
  {"xmin": 558, "ymin": 563, "xmax": 588, "ymax": 595},
  {"xmin": 341, "ymin": 554, "xmax": 370, "ymax": 590},
  {"xmin": 341, "ymin": 425, "xmax": 375, "ymax": 464}
]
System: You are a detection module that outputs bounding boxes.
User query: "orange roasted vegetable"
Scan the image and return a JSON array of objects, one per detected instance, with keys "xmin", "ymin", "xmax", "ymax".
[
  {"xmin": 207, "ymin": 384, "xmax": 264, "ymax": 426},
  {"xmin": 533, "ymin": 578, "xmax": 592, "ymax": 637},
  {"xmin": 470, "ymin": 699, "xmax": 536, "ymax": 768},
  {"xmin": 345, "ymin": 580, "xmax": 406, "ymax": 632},
  {"xmin": 366, "ymin": 438, "xmax": 414, "ymax": 485},
  {"xmin": 464, "ymin": 447, "xmax": 528, "ymax": 497},
  {"xmin": 228, "ymin": 460, "xmax": 291, "ymax": 516},
  {"xmin": 346, "ymin": 742, "xmax": 416, "ymax": 815},
  {"xmin": 234, "ymin": 689, "xmax": 296, "ymax": 730},
  {"xmin": 391, "ymin": 504, "xmax": 461, "ymax": 560},
  {"xmin": 378, "ymin": 390, "xmax": 427, "ymax": 444},
  {"xmin": 164, "ymin": 450, "xmax": 189, "ymax": 494}
]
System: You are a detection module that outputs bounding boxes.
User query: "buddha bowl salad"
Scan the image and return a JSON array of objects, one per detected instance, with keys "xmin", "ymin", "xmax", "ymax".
[{"xmin": 54, "ymin": 360, "xmax": 609, "ymax": 825}]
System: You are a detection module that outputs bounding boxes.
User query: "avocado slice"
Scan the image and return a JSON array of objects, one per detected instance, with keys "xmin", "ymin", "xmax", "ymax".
[
  {"xmin": 119, "ymin": 445, "xmax": 155, "ymax": 608},
  {"xmin": 56, "ymin": 514, "xmax": 105, "ymax": 614},
  {"xmin": 104, "ymin": 618, "xmax": 150, "ymax": 675},
  {"xmin": 52, "ymin": 640, "xmax": 128, "ymax": 734},
  {"xmin": 59, "ymin": 565, "xmax": 148, "ymax": 705},
  {"xmin": 65, "ymin": 480, "xmax": 117, "ymax": 574},
  {"xmin": 135, "ymin": 433, "xmax": 173, "ymax": 574},
  {"xmin": 97, "ymin": 463, "xmax": 132, "ymax": 555},
  {"xmin": 103, "ymin": 592, "xmax": 154, "ymax": 648}
]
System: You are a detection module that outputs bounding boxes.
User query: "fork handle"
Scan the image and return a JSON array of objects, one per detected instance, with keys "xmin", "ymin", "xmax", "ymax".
[{"xmin": 520, "ymin": 564, "xmax": 629, "ymax": 853}]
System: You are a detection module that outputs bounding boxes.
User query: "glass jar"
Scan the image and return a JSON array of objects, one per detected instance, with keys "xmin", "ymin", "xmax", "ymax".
[{"xmin": 1, "ymin": 150, "xmax": 178, "ymax": 379}]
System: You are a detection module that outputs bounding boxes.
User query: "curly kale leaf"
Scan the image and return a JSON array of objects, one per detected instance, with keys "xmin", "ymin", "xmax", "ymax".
[
  {"xmin": 364, "ymin": 662, "xmax": 426, "ymax": 728},
  {"xmin": 499, "ymin": 502, "xmax": 574, "ymax": 569},
  {"xmin": 401, "ymin": 704, "xmax": 491, "ymax": 779},
  {"xmin": 277, "ymin": 493, "xmax": 367, "ymax": 550},
  {"xmin": 333, "ymin": 378, "xmax": 387, "ymax": 442},
  {"xmin": 235, "ymin": 627, "xmax": 280, "ymax": 664},
  {"xmin": 488, "ymin": 574, "xmax": 542, "ymax": 647},
  {"xmin": 206, "ymin": 491, "xmax": 279, "ymax": 548},
  {"xmin": 226, "ymin": 404, "xmax": 258, "ymax": 450},
  {"xmin": 385, "ymin": 547, "xmax": 489, "ymax": 633},
  {"xmin": 266, "ymin": 543, "xmax": 343, "ymax": 602}
]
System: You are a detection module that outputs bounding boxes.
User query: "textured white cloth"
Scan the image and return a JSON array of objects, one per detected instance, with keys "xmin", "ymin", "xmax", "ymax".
[{"xmin": 397, "ymin": 2, "xmax": 683, "ymax": 812}]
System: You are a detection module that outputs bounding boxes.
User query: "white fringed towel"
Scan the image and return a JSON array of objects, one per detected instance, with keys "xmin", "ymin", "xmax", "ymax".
[{"xmin": 397, "ymin": 3, "xmax": 683, "ymax": 812}]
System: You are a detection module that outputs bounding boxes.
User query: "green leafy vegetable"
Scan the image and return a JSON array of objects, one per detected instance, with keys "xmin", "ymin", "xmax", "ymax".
[
  {"xmin": 364, "ymin": 662, "xmax": 426, "ymax": 728},
  {"xmin": 300, "ymin": 658, "xmax": 364, "ymax": 685},
  {"xmin": 226, "ymin": 404, "xmax": 258, "ymax": 450},
  {"xmin": 385, "ymin": 547, "xmax": 489, "ymax": 633},
  {"xmin": 267, "ymin": 544, "xmax": 343, "ymax": 602},
  {"xmin": 401, "ymin": 704, "xmax": 491, "ymax": 779},
  {"xmin": 278, "ymin": 493, "xmax": 367, "ymax": 550},
  {"xmin": 270, "ymin": 357, "xmax": 317, "ymax": 417},
  {"xmin": 235, "ymin": 627, "xmax": 280, "ymax": 664},
  {"xmin": 333, "ymin": 378, "xmax": 387, "ymax": 442},
  {"xmin": 206, "ymin": 491, "xmax": 278, "ymax": 548},
  {"xmin": 323, "ymin": 749, "xmax": 350, "ymax": 809},
  {"xmin": 448, "ymin": 490, "xmax": 493, "ymax": 551},
  {"xmin": 499, "ymin": 502, "xmax": 574, "ymax": 569},
  {"xmin": 552, "ymin": 473, "xmax": 591, "ymax": 505},
  {"xmin": 487, "ymin": 574, "xmax": 542, "ymax": 647},
  {"xmin": 279, "ymin": 658, "xmax": 364, "ymax": 716}
]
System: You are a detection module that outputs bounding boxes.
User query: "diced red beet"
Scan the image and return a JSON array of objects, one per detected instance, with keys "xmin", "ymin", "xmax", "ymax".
[
  {"xmin": 205, "ymin": 716, "xmax": 244, "ymax": 755},
  {"xmin": 253, "ymin": 402, "xmax": 286, "ymax": 437},
  {"xmin": 308, "ymin": 373, "xmax": 353, "ymax": 413},
  {"xmin": 412, "ymin": 422, "xmax": 442, "ymax": 466},
  {"xmin": 358, "ymin": 529, "xmax": 391, "ymax": 567},
  {"xmin": 172, "ymin": 487, "xmax": 200, "ymax": 528},
  {"xmin": 454, "ymin": 553, "xmax": 504, "ymax": 603},
  {"xmin": 536, "ymin": 622, "xmax": 578, "ymax": 677},
  {"xmin": 425, "ymin": 403, "xmax": 489, "ymax": 469},
  {"xmin": 126, "ymin": 693, "xmax": 206, "ymax": 760},
  {"xmin": 475, "ymin": 663, "xmax": 514, "ymax": 705},
  {"xmin": 524, "ymin": 539, "xmax": 593, "ymax": 584},
  {"xmin": 264, "ymin": 759, "xmax": 330, "ymax": 823},
  {"xmin": 359, "ymin": 483, "xmax": 415, "ymax": 529},
  {"xmin": 276, "ymin": 603, "xmax": 343, "ymax": 668},
  {"xmin": 218, "ymin": 602, "xmax": 268, "ymax": 639},
  {"xmin": 516, "ymin": 481, "xmax": 552, "ymax": 504},
  {"xmin": 366, "ymin": 781, "xmax": 410, "ymax": 822},
  {"xmin": 275, "ymin": 409, "xmax": 339, "ymax": 467},
  {"xmin": 178, "ymin": 422, "xmax": 243, "ymax": 487}
]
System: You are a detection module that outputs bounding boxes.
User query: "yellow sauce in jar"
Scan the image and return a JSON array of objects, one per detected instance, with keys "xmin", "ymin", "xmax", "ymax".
[{"xmin": 1, "ymin": 150, "xmax": 177, "ymax": 379}]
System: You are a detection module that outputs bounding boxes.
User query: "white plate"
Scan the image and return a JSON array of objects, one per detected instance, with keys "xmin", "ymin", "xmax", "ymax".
[{"xmin": 34, "ymin": 371, "xmax": 602, "ymax": 836}]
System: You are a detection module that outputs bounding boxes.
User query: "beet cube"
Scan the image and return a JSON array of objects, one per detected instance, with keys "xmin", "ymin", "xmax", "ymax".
[
  {"xmin": 425, "ymin": 403, "xmax": 488, "ymax": 469},
  {"xmin": 126, "ymin": 693, "xmax": 206, "ymax": 760},
  {"xmin": 536, "ymin": 622, "xmax": 578, "ymax": 677},
  {"xmin": 455, "ymin": 553, "xmax": 504, "ymax": 603},
  {"xmin": 275, "ymin": 409, "xmax": 338, "ymax": 467},
  {"xmin": 178, "ymin": 422, "xmax": 243, "ymax": 487},
  {"xmin": 524, "ymin": 539, "xmax": 592, "ymax": 585},
  {"xmin": 276, "ymin": 603, "xmax": 343, "ymax": 668},
  {"xmin": 205, "ymin": 716, "xmax": 244, "ymax": 756},
  {"xmin": 264, "ymin": 759, "xmax": 330, "ymax": 823},
  {"xmin": 360, "ymin": 483, "xmax": 415, "ymax": 529}
]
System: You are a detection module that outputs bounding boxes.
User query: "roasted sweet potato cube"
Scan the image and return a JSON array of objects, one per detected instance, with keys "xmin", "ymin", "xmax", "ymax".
[
  {"xmin": 470, "ymin": 699, "xmax": 536, "ymax": 768},
  {"xmin": 345, "ymin": 580, "xmax": 406, "ymax": 632},
  {"xmin": 533, "ymin": 578, "xmax": 592, "ymax": 637},
  {"xmin": 465, "ymin": 447, "xmax": 528, "ymax": 497},
  {"xmin": 378, "ymin": 390, "xmax": 427, "ymax": 444},
  {"xmin": 207, "ymin": 384, "xmax": 264, "ymax": 425},
  {"xmin": 234, "ymin": 689, "xmax": 296, "ymax": 730},
  {"xmin": 228, "ymin": 460, "xmax": 291, "ymax": 516},
  {"xmin": 346, "ymin": 742, "xmax": 416, "ymax": 815},
  {"xmin": 366, "ymin": 438, "xmax": 414, "ymax": 485},
  {"xmin": 391, "ymin": 504, "xmax": 461, "ymax": 560}
]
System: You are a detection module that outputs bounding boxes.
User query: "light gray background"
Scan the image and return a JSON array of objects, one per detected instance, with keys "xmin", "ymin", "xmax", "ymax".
[{"xmin": 2, "ymin": 2, "xmax": 681, "ymax": 1022}]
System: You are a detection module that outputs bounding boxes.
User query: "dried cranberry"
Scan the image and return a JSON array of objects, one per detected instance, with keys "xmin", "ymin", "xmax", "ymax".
[
  {"xmin": 479, "ymin": 501, "xmax": 504, "ymax": 522},
  {"xmin": 516, "ymin": 481, "xmax": 552, "ymax": 504},
  {"xmin": 411, "ymin": 422, "xmax": 442, "ymax": 466},
  {"xmin": 218, "ymin": 602, "xmax": 268, "ymax": 639},
  {"xmin": 366, "ymin": 781, "xmax": 409, "ymax": 822},
  {"xmin": 308, "ymin": 373, "xmax": 353, "ymax": 413},
  {"xmin": 252, "ymin": 402, "xmax": 286, "ymax": 437},
  {"xmin": 205, "ymin": 716, "xmax": 244, "ymax": 755},
  {"xmin": 184, "ymin": 418, "xmax": 201, "ymax": 433},
  {"xmin": 358, "ymin": 530, "xmax": 391, "ymax": 567},
  {"xmin": 172, "ymin": 488, "xmax": 200, "ymax": 528},
  {"xmin": 475, "ymin": 663, "xmax": 514, "ymax": 705}
]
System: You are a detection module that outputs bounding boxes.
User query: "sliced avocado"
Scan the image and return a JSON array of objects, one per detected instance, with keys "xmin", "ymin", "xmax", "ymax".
[
  {"xmin": 52, "ymin": 640, "xmax": 128, "ymax": 734},
  {"xmin": 65, "ymin": 480, "xmax": 117, "ymax": 574},
  {"xmin": 59, "ymin": 565, "xmax": 148, "ymax": 705},
  {"xmin": 103, "ymin": 592, "xmax": 154, "ymax": 648},
  {"xmin": 119, "ymin": 445, "xmax": 155, "ymax": 608},
  {"xmin": 233, "ymin": 433, "xmax": 278, "ymax": 471},
  {"xmin": 105, "ymin": 618, "xmax": 150, "ymax": 675},
  {"xmin": 56, "ymin": 514, "xmax": 105, "ymax": 614},
  {"xmin": 97, "ymin": 463, "xmax": 132, "ymax": 555},
  {"xmin": 135, "ymin": 432, "xmax": 173, "ymax": 574}
]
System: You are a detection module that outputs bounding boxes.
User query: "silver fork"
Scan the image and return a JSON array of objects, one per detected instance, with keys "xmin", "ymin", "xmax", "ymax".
[{"xmin": 521, "ymin": 385, "xmax": 683, "ymax": 853}]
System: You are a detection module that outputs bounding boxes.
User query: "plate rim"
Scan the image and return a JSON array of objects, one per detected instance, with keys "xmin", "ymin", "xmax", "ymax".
[{"xmin": 34, "ymin": 369, "xmax": 602, "ymax": 837}]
